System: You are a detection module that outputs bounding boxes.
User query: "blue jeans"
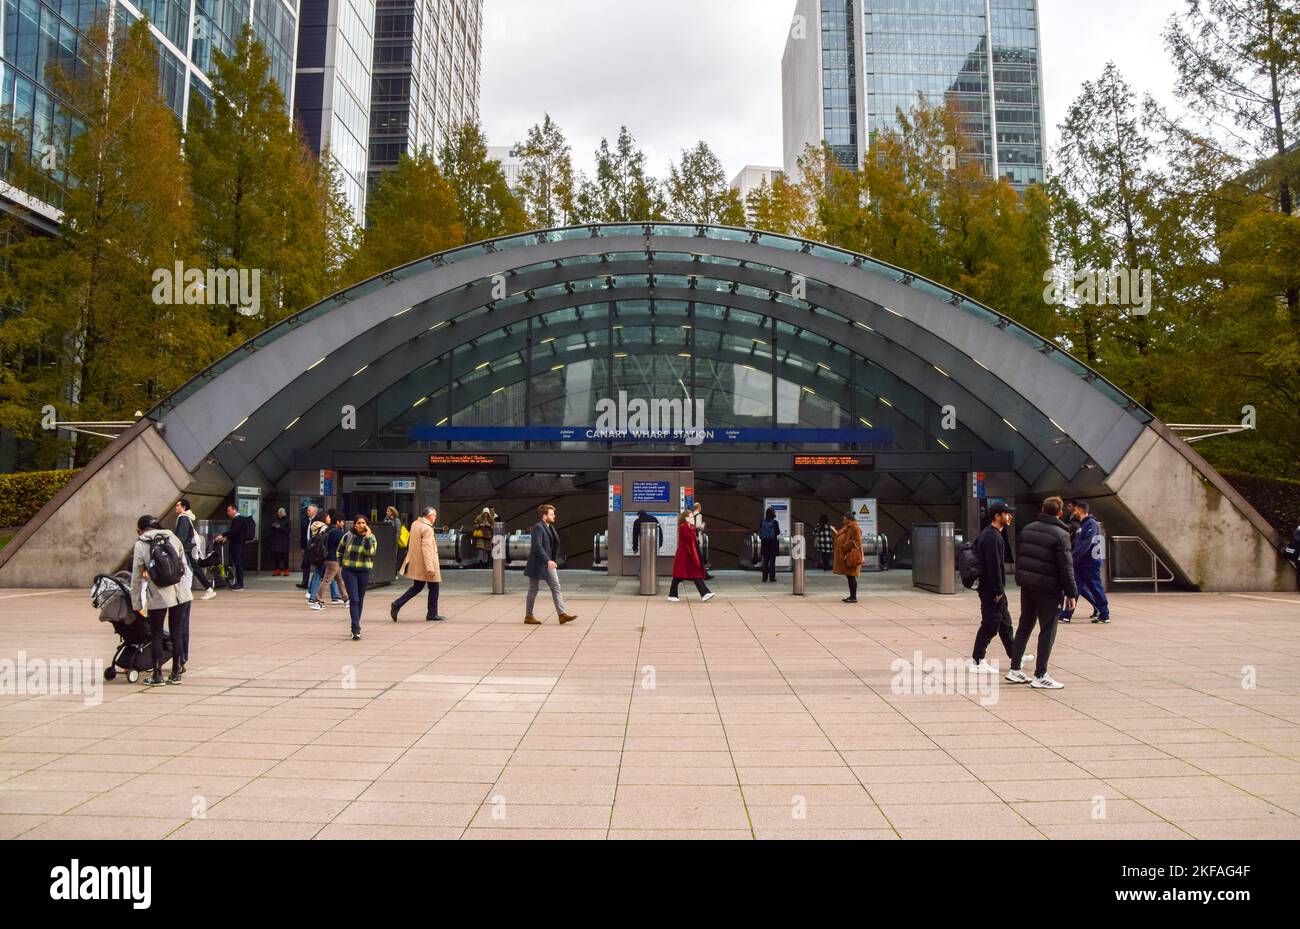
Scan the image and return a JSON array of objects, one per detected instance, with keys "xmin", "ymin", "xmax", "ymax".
[
  {"xmin": 342, "ymin": 569, "xmax": 369, "ymax": 634},
  {"xmin": 309, "ymin": 566, "xmax": 342, "ymax": 601},
  {"xmin": 393, "ymin": 580, "xmax": 439, "ymax": 619}
]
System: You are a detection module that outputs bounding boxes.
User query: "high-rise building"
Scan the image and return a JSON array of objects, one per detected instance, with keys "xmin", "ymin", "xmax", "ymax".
[
  {"xmin": 730, "ymin": 165, "xmax": 784, "ymax": 223},
  {"xmin": 487, "ymin": 144, "xmax": 523, "ymax": 194},
  {"xmin": 1, "ymin": 0, "xmax": 300, "ymax": 228},
  {"xmin": 294, "ymin": 0, "xmax": 375, "ymax": 225},
  {"xmin": 782, "ymin": 0, "xmax": 1045, "ymax": 189},
  {"xmin": 368, "ymin": 0, "xmax": 482, "ymax": 194}
]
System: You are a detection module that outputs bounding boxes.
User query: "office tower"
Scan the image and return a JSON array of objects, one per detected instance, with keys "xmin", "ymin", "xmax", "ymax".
[
  {"xmin": 368, "ymin": 0, "xmax": 482, "ymax": 193},
  {"xmin": 782, "ymin": 0, "xmax": 1045, "ymax": 189},
  {"xmin": 295, "ymin": 0, "xmax": 375, "ymax": 225},
  {"xmin": 730, "ymin": 165, "xmax": 784, "ymax": 223}
]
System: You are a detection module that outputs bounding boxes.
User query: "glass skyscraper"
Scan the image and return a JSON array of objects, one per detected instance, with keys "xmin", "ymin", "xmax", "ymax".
[
  {"xmin": 1, "ymin": 0, "xmax": 299, "ymax": 224},
  {"xmin": 783, "ymin": 0, "xmax": 1045, "ymax": 189},
  {"xmin": 368, "ymin": 0, "xmax": 481, "ymax": 194},
  {"xmin": 294, "ymin": 0, "xmax": 374, "ymax": 225}
]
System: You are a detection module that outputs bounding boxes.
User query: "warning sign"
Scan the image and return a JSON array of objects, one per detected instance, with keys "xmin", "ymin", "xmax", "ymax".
[{"xmin": 852, "ymin": 498, "xmax": 878, "ymax": 539}]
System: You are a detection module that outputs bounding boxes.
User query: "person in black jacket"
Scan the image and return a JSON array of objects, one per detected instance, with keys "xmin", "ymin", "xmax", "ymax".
[
  {"xmin": 215, "ymin": 504, "xmax": 255, "ymax": 591},
  {"xmin": 970, "ymin": 503, "xmax": 1032, "ymax": 673},
  {"xmin": 523, "ymin": 504, "xmax": 577, "ymax": 626},
  {"xmin": 1007, "ymin": 497, "xmax": 1078, "ymax": 690},
  {"xmin": 631, "ymin": 510, "xmax": 663, "ymax": 554},
  {"xmin": 173, "ymin": 499, "xmax": 216, "ymax": 600},
  {"xmin": 298, "ymin": 504, "xmax": 319, "ymax": 589}
]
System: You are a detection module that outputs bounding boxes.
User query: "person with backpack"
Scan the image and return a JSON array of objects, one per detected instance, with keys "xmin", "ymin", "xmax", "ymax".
[
  {"xmin": 667, "ymin": 510, "xmax": 716, "ymax": 603},
  {"xmin": 173, "ymin": 499, "xmax": 216, "ymax": 600},
  {"xmin": 833, "ymin": 513, "xmax": 865, "ymax": 603},
  {"xmin": 1007, "ymin": 497, "xmax": 1078, "ymax": 690},
  {"xmin": 339, "ymin": 515, "xmax": 379, "ymax": 640},
  {"xmin": 309, "ymin": 512, "xmax": 347, "ymax": 610},
  {"xmin": 391, "ymin": 507, "xmax": 446, "ymax": 622},
  {"xmin": 815, "ymin": 515, "xmax": 835, "ymax": 572},
  {"xmin": 214, "ymin": 504, "xmax": 255, "ymax": 590},
  {"xmin": 1061, "ymin": 501, "xmax": 1110, "ymax": 625},
  {"xmin": 968, "ymin": 503, "xmax": 1031, "ymax": 673},
  {"xmin": 130, "ymin": 515, "xmax": 191, "ymax": 686},
  {"xmin": 758, "ymin": 507, "xmax": 781, "ymax": 582}
]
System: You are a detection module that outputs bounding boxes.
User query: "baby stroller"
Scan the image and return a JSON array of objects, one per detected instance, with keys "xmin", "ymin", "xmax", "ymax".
[{"xmin": 93, "ymin": 572, "xmax": 172, "ymax": 683}]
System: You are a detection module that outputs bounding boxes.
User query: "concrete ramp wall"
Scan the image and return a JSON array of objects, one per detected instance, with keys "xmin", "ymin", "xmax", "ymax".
[{"xmin": 0, "ymin": 421, "xmax": 192, "ymax": 589}]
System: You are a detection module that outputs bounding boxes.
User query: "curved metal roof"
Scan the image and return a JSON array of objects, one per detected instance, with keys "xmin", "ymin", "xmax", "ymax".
[{"xmin": 152, "ymin": 223, "xmax": 1152, "ymax": 488}]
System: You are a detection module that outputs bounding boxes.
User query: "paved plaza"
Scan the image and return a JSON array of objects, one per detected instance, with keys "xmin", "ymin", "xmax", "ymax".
[{"xmin": 1, "ymin": 571, "xmax": 1298, "ymax": 840}]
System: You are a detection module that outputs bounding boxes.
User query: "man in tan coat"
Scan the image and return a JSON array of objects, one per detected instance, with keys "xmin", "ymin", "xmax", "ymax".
[{"xmin": 391, "ymin": 506, "xmax": 447, "ymax": 622}]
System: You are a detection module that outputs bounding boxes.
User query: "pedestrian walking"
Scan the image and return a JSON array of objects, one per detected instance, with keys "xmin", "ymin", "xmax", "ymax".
[
  {"xmin": 815, "ymin": 515, "xmax": 835, "ymax": 572},
  {"xmin": 833, "ymin": 513, "xmax": 865, "ymax": 603},
  {"xmin": 308, "ymin": 512, "xmax": 346, "ymax": 609},
  {"xmin": 387, "ymin": 506, "xmax": 408, "ymax": 564},
  {"xmin": 268, "ymin": 507, "xmax": 291, "ymax": 576},
  {"xmin": 130, "ymin": 515, "xmax": 191, "ymax": 686},
  {"xmin": 214, "ymin": 504, "xmax": 255, "ymax": 590},
  {"xmin": 970, "ymin": 503, "xmax": 1032, "ymax": 673},
  {"xmin": 1062, "ymin": 501, "xmax": 1110, "ymax": 624},
  {"xmin": 668, "ymin": 511, "xmax": 716, "ymax": 603},
  {"xmin": 297, "ymin": 503, "xmax": 319, "ymax": 589},
  {"xmin": 691, "ymin": 502, "xmax": 714, "ymax": 580},
  {"xmin": 1007, "ymin": 497, "xmax": 1078, "ymax": 690},
  {"xmin": 524, "ymin": 504, "xmax": 577, "ymax": 626},
  {"xmin": 758, "ymin": 507, "xmax": 781, "ymax": 582},
  {"xmin": 338, "ymin": 515, "xmax": 378, "ymax": 641},
  {"xmin": 391, "ymin": 506, "xmax": 446, "ymax": 622},
  {"xmin": 173, "ymin": 499, "xmax": 216, "ymax": 600}
]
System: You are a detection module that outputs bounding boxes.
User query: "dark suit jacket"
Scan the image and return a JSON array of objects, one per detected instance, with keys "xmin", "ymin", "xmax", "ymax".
[{"xmin": 525, "ymin": 521, "xmax": 563, "ymax": 579}]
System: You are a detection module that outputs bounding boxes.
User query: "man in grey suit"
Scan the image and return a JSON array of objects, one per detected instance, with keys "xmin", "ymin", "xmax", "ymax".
[{"xmin": 524, "ymin": 504, "xmax": 577, "ymax": 626}]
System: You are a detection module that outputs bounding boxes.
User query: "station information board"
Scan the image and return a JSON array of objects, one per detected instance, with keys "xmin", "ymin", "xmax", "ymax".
[
  {"xmin": 793, "ymin": 454, "xmax": 876, "ymax": 470},
  {"xmin": 428, "ymin": 453, "xmax": 510, "ymax": 469}
]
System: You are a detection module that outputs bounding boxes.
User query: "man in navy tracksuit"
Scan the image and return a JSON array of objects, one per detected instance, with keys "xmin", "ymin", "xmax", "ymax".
[{"xmin": 1062, "ymin": 501, "xmax": 1110, "ymax": 624}]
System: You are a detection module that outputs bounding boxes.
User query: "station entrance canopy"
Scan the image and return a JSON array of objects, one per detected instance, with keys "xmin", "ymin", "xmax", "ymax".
[{"xmin": 0, "ymin": 224, "xmax": 1289, "ymax": 592}]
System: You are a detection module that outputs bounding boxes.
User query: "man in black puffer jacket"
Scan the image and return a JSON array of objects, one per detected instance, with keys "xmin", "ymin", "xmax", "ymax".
[{"xmin": 1008, "ymin": 496, "xmax": 1078, "ymax": 690}]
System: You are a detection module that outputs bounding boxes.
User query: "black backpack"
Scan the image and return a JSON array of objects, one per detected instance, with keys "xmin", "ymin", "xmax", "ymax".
[
  {"xmin": 307, "ymin": 531, "xmax": 327, "ymax": 567},
  {"xmin": 957, "ymin": 541, "xmax": 982, "ymax": 590},
  {"xmin": 147, "ymin": 534, "xmax": 185, "ymax": 587}
]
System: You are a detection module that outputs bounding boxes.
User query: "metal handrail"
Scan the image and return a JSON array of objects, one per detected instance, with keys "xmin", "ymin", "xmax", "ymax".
[{"xmin": 1110, "ymin": 536, "xmax": 1175, "ymax": 593}]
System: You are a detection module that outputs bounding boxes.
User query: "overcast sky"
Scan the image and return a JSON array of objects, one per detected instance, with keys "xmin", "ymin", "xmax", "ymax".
[{"xmin": 480, "ymin": 0, "xmax": 1186, "ymax": 181}]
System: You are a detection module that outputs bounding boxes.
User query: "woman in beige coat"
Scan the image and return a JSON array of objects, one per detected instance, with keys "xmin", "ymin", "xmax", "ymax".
[
  {"xmin": 131, "ymin": 516, "xmax": 193, "ymax": 686},
  {"xmin": 391, "ymin": 506, "xmax": 446, "ymax": 622}
]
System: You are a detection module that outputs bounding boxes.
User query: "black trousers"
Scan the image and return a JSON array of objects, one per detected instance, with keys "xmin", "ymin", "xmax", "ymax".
[
  {"xmin": 300, "ymin": 550, "xmax": 313, "ymax": 587},
  {"xmin": 147, "ymin": 606, "xmax": 183, "ymax": 676},
  {"xmin": 670, "ymin": 577, "xmax": 710, "ymax": 598},
  {"xmin": 973, "ymin": 587, "xmax": 1015, "ymax": 661},
  {"xmin": 229, "ymin": 542, "xmax": 246, "ymax": 587},
  {"xmin": 185, "ymin": 547, "xmax": 212, "ymax": 591},
  {"xmin": 819, "ymin": 550, "xmax": 833, "ymax": 571},
  {"xmin": 1012, "ymin": 588, "xmax": 1062, "ymax": 679},
  {"xmin": 760, "ymin": 539, "xmax": 778, "ymax": 581},
  {"xmin": 393, "ymin": 580, "xmax": 439, "ymax": 619},
  {"xmin": 846, "ymin": 576, "xmax": 858, "ymax": 599}
]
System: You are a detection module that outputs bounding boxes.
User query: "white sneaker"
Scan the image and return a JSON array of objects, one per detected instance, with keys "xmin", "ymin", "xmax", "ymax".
[
  {"xmin": 201, "ymin": 588, "xmax": 217, "ymax": 600},
  {"xmin": 309, "ymin": 601, "xmax": 323, "ymax": 611},
  {"xmin": 666, "ymin": 597, "xmax": 681, "ymax": 603},
  {"xmin": 304, "ymin": 592, "xmax": 313, "ymax": 601},
  {"xmin": 1031, "ymin": 675, "xmax": 1065, "ymax": 690},
  {"xmin": 702, "ymin": 592, "xmax": 716, "ymax": 603},
  {"xmin": 1006, "ymin": 669, "xmax": 1031, "ymax": 684},
  {"xmin": 970, "ymin": 660, "xmax": 999, "ymax": 674},
  {"xmin": 331, "ymin": 599, "xmax": 345, "ymax": 605},
  {"xmin": 1021, "ymin": 653, "xmax": 1034, "ymax": 665}
]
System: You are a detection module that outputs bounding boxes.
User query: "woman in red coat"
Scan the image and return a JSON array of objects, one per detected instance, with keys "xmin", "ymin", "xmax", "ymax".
[{"xmin": 669, "ymin": 511, "xmax": 716, "ymax": 603}]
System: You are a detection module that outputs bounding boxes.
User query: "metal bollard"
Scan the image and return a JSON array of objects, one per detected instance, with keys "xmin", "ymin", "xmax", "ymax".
[
  {"xmin": 639, "ymin": 522, "xmax": 658, "ymax": 596},
  {"xmin": 792, "ymin": 522, "xmax": 807, "ymax": 596},
  {"xmin": 491, "ymin": 520, "xmax": 506, "ymax": 595}
]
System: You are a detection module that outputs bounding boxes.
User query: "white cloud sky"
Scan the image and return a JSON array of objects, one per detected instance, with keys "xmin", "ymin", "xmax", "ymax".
[{"xmin": 480, "ymin": 0, "xmax": 1188, "ymax": 181}]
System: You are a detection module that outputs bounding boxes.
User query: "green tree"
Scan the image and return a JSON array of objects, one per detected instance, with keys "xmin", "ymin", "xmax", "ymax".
[
  {"xmin": 579, "ymin": 127, "xmax": 665, "ymax": 223},
  {"xmin": 186, "ymin": 24, "xmax": 354, "ymax": 338},
  {"xmin": 745, "ymin": 172, "xmax": 814, "ymax": 237},
  {"xmin": 440, "ymin": 122, "xmax": 528, "ymax": 244},
  {"xmin": 513, "ymin": 114, "xmax": 579, "ymax": 228},
  {"xmin": 666, "ymin": 141, "xmax": 745, "ymax": 225},
  {"xmin": 348, "ymin": 149, "xmax": 464, "ymax": 282},
  {"xmin": 0, "ymin": 18, "xmax": 218, "ymax": 466}
]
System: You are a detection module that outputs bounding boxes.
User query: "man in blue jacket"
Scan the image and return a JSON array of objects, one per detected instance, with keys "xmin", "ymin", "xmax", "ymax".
[{"xmin": 1062, "ymin": 501, "xmax": 1110, "ymax": 625}]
